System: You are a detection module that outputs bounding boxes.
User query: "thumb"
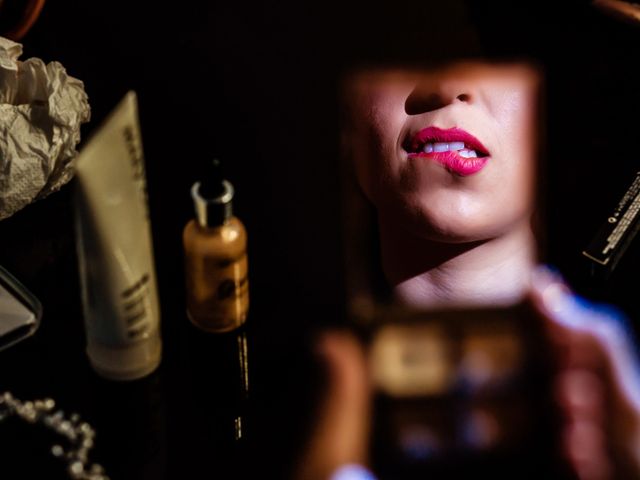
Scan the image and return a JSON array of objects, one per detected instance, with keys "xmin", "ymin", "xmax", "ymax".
[
  {"xmin": 295, "ymin": 331, "xmax": 371, "ymax": 480},
  {"xmin": 529, "ymin": 266, "xmax": 606, "ymax": 370}
]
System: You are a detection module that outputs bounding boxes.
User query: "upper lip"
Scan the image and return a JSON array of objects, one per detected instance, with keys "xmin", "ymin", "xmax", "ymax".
[{"xmin": 405, "ymin": 126, "xmax": 490, "ymax": 157}]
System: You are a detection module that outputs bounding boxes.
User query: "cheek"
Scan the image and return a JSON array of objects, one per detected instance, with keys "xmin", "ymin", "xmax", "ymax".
[
  {"xmin": 352, "ymin": 92, "xmax": 408, "ymax": 202},
  {"xmin": 381, "ymin": 160, "xmax": 535, "ymax": 243},
  {"xmin": 369, "ymin": 93, "xmax": 408, "ymax": 164},
  {"xmin": 493, "ymin": 90, "xmax": 537, "ymax": 209}
]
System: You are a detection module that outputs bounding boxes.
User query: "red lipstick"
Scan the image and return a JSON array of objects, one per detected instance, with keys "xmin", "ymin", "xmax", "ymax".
[{"xmin": 406, "ymin": 127, "xmax": 490, "ymax": 176}]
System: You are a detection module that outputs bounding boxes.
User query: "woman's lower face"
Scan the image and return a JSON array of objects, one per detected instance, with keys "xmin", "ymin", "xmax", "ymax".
[{"xmin": 347, "ymin": 61, "xmax": 541, "ymax": 244}]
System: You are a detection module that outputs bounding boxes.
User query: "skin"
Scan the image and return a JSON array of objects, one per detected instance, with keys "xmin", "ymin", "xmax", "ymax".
[
  {"xmin": 300, "ymin": 273, "xmax": 640, "ymax": 480},
  {"xmin": 346, "ymin": 62, "xmax": 539, "ymax": 307},
  {"xmin": 295, "ymin": 62, "xmax": 640, "ymax": 479}
]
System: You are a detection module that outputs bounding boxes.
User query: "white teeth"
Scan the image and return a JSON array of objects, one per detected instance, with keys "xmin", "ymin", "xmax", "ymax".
[
  {"xmin": 433, "ymin": 142, "xmax": 449, "ymax": 152},
  {"xmin": 418, "ymin": 142, "xmax": 481, "ymax": 157},
  {"xmin": 458, "ymin": 149, "xmax": 478, "ymax": 158}
]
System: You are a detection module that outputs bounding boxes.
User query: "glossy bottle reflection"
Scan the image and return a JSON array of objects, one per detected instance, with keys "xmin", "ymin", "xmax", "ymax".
[{"xmin": 183, "ymin": 216, "xmax": 248, "ymax": 332}]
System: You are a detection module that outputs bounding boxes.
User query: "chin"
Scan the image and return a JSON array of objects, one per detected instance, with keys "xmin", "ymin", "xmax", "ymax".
[
  {"xmin": 416, "ymin": 218, "xmax": 496, "ymax": 244},
  {"xmin": 390, "ymin": 197, "xmax": 527, "ymax": 245}
]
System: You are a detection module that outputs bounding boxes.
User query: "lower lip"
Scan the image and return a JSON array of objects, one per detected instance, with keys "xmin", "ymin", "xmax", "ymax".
[{"xmin": 407, "ymin": 151, "xmax": 489, "ymax": 176}]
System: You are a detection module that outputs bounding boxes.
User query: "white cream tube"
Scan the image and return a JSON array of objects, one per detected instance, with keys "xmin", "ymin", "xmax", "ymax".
[{"xmin": 74, "ymin": 91, "xmax": 161, "ymax": 381}]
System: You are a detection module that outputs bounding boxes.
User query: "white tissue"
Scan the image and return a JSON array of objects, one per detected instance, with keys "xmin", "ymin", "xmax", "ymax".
[{"xmin": 0, "ymin": 36, "xmax": 90, "ymax": 220}]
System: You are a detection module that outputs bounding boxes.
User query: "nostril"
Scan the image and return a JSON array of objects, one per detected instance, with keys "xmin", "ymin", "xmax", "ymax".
[{"xmin": 456, "ymin": 93, "xmax": 471, "ymax": 102}]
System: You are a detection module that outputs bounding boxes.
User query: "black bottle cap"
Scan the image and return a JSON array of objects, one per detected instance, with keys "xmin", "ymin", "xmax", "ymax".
[
  {"xmin": 200, "ymin": 159, "xmax": 227, "ymax": 199},
  {"xmin": 191, "ymin": 159, "xmax": 234, "ymax": 228}
]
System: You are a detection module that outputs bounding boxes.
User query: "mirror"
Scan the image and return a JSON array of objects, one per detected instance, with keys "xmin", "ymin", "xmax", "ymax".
[
  {"xmin": 339, "ymin": 62, "xmax": 554, "ymax": 477},
  {"xmin": 0, "ymin": 264, "xmax": 41, "ymax": 352},
  {"xmin": 341, "ymin": 62, "xmax": 542, "ymax": 311}
]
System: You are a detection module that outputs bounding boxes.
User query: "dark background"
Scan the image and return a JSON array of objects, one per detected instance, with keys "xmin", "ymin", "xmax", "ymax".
[{"xmin": 1, "ymin": 0, "xmax": 640, "ymax": 478}]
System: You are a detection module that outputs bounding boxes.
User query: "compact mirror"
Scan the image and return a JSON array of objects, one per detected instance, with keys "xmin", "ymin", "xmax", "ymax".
[
  {"xmin": 0, "ymin": 265, "xmax": 41, "ymax": 352},
  {"xmin": 339, "ymin": 62, "xmax": 557, "ymax": 478}
]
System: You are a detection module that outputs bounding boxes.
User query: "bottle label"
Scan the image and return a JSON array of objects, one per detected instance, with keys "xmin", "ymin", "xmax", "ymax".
[{"xmin": 186, "ymin": 251, "xmax": 249, "ymax": 332}]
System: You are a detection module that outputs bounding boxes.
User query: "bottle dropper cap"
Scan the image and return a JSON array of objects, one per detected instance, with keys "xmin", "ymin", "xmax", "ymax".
[{"xmin": 191, "ymin": 159, "xmax": 234, "ymax": 228}]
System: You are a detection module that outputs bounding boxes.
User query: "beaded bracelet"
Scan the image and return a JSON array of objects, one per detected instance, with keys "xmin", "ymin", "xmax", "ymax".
[{"xmin": 0, "ymin": 392, "xmax": 109, "ymax": 480}]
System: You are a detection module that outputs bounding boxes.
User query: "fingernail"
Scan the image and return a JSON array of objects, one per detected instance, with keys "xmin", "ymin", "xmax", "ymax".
[
  {"xmin": 330, "ymin": 464, "xmax": 378, "ymax": 480},
  {"xmin": 531, "ymin": 265, "xmax": 573, "ymax": 314},
  {"xmin": 530, "ymin": 264, "xmax": 563, "ymax": 289}
]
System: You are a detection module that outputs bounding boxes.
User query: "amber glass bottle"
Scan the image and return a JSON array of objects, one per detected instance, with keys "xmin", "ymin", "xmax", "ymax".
[{"xmin": 183, "ymin": 159, "xmax": 249, "ymax": 332}]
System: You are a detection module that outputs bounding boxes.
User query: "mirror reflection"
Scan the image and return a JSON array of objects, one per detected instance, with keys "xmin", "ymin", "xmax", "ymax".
[
  {"xmin": 324, "ymin": 57, "xmax": 640, "ymax": 480},
  {"xmin": 342, "ymin": 62, "xmax": 541, "ymax": 309}
]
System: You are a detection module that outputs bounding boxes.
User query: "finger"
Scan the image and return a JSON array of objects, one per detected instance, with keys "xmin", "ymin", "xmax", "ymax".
[
  {"xmin": 556, "ymin": 368, "xmax": 611, "ymax": 479},
  {"xmin": 316, "ymin": 330, "xmax": 371, "ymax": 461},
  {"xmin": 530, "ymin": 266, "xmax": 608, "ymax": 370},
  {"xmin": 563, "ymin": 418, "xmax": 612, "ymax": 480},
  {"xmin": 556, "ymin": 369, "xmax": 605, "ymax": 423},
  {"xmin": 295, "ymin": 330, "xmax": 371, "ymax": 480}
]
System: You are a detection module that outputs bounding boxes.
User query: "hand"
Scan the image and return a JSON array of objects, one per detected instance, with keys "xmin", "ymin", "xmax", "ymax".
[
  {"xmin": 297, "ymin": 267, "xmax": 640, "ymax": 480},
  {"xmin": 531, "ymin": 266, "xmax": 640, "ymax": 480},
  {"xmin": 294, "ymin": 331, "xmax": 371, "ymax": 480}
]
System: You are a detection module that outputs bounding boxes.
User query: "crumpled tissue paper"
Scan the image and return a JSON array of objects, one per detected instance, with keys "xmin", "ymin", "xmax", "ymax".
[{"xmin": 0, "ymin": 36, "xmax": 90, "ymax": 220}]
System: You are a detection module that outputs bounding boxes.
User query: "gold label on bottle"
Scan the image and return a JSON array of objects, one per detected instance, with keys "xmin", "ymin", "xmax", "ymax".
[{"xmin": 186, "ymin": 252, "xmax": 249, "ymax": 333}]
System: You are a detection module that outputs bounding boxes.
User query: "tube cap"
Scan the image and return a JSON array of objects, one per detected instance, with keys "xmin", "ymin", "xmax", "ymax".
[{"xmin": 87, "ymin": 332, "xmax": 162, "ymax": 381}]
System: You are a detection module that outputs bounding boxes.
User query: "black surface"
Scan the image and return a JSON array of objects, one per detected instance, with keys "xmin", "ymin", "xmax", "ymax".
[{"xmin": 1, "ymin": 0, "xmax": 640, "ymax": 478}]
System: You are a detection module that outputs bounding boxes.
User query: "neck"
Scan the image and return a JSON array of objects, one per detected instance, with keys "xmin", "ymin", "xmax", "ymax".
[{"xmin": 378, "ymin": 217, "xmax": 537, "ymax": 308}]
